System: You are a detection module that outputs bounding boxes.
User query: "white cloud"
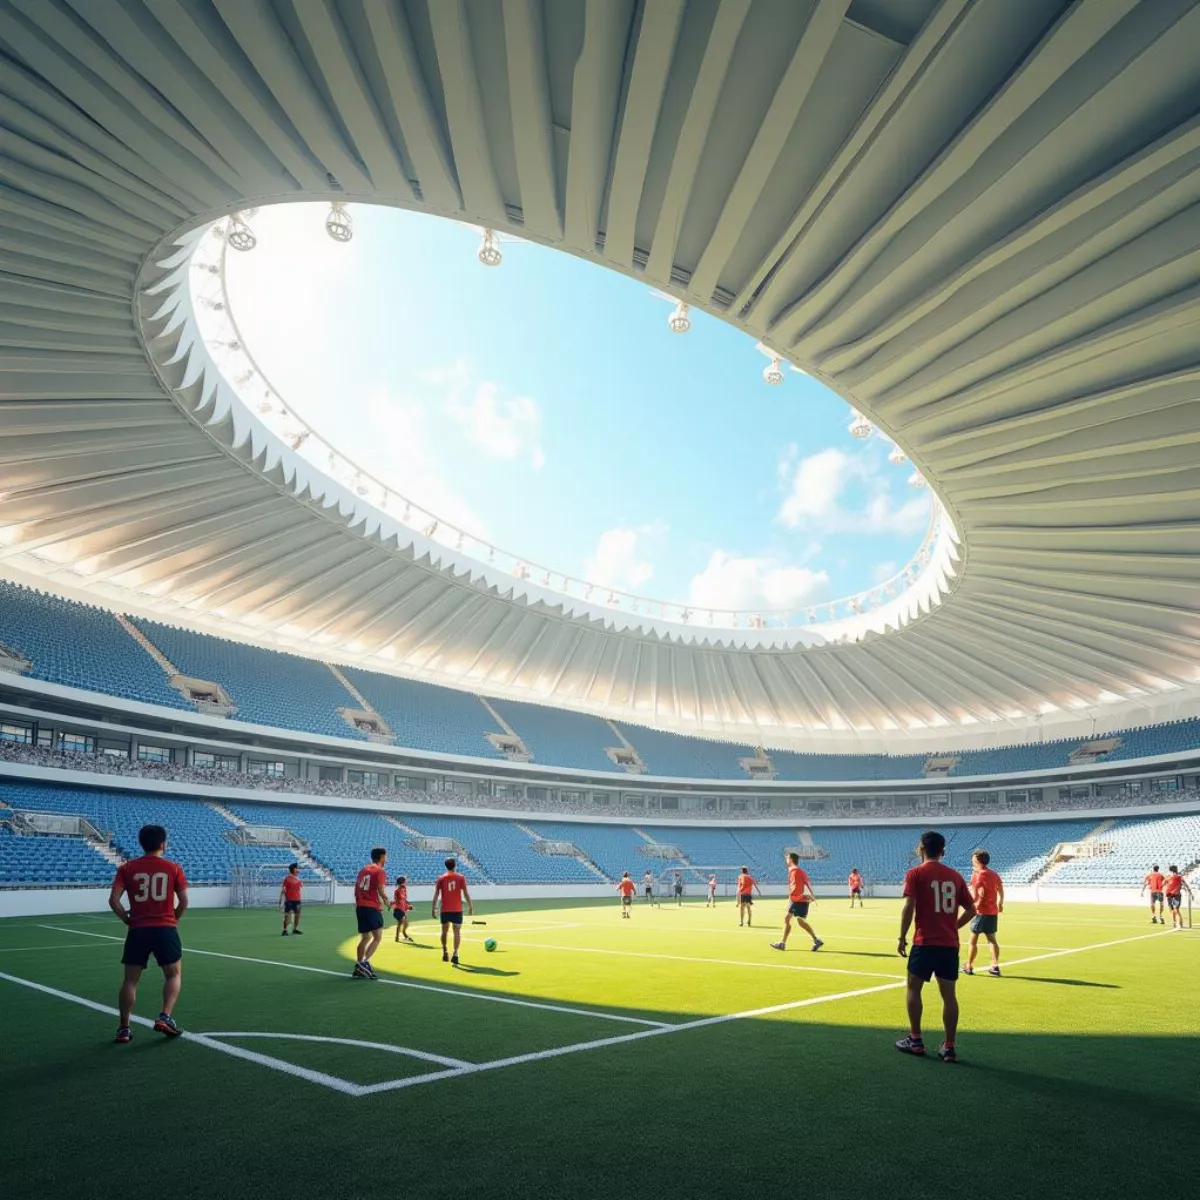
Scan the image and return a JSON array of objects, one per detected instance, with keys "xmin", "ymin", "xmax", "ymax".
[
  {"xmin": 584, "ymin": 523, "xmax": 664, "ymax": 593},
  {"xmin": 872, "ymin": 560, "xmax": 897, "ymax": 584},
  {"xmin": 428, "ymin": 359, "xmax": 544, "ymax": 468},
  {"xmin": 688, "ymin": 550, "xmax": 829, "ymax": 614}
]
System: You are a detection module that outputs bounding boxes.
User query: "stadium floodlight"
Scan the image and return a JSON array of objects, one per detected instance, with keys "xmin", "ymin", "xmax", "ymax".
[
  {"xmin": 762, "ymin": 356, "xmax": 784, "ymax": 386},
  {"xmin": 908, "ymin": 470, "xmax": 927, "ymax": 488},
  {"xmin": 478, "ymin": 227, "xmax": 502, "ymax": 267},
  {"xmin": 667, "ymin": 301, "xmax": 691, "ymax": 334},
  {"xmin": 888, "ymin": 442, "xmax": 907, "ymax": 465},
  {"xmin": 226, "ymin": 212, "xmax": 257, "ymax": 252},
  {"xmin": 848, "ymin": 409, "xmax": 873, "ymax": 439},
  {"xmin": 324, "ymin": 201, "xmax": 352, "ymax": 243}
]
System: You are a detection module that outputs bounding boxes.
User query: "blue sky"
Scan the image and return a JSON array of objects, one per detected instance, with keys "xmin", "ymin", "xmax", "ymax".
[{"xmin": 223, "ymin": 203, "xmax": 929, "ymax": 614}]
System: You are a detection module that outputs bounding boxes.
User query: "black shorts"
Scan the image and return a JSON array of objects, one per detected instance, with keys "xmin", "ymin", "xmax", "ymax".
[
  {"xmin": 121, "ymin": 926, "xmax": 182, "ymax": 968},
  {"xmin": 622, "ymin": 895, "xmax": 632, "ymax": 906},
  {"xmin": 356, "ymin": 906, "xmax": 384, "ymax": 933},
  {"xmin": 850, "ymin": 888, "xmax": 862, "ymax": 896},
  {"xmin": 1149, "ymin": 891, "xmax": 1164, "ymax": 903},
  {"xmin": 971, "ymin": 914, "xmax": 998, "ymax": 935},
  {"xmin": 393, "ymin": 907, "xmax": 408, "ymax": 922},
  {"xmin": 907, "ymin": 945, "xmax": 959, "ymax": 982},
  {"xmin": 1167, "ymin": 895, "xmax": 1182, "ymax": 910},
  {"xmin": 738, "ymin": 894, "xmax": 753, "ymax": 905},
  {"xmin": 283, "ymin": 900, "xmax": 301, "ymax": 914},
  {"xmin": 788, "ymin": 901, "xmax": 810, "ymax": 919},
  {"xmin": 440, "ymin": 911, "xmax": 463, "ymax": 925},
  {"xmin": 644, "ymin": 887, "xmax": 653, "ymax": 896},
  {"xmin": 674, "ymin": 886, "xmax": 683, "ymax": 896}
]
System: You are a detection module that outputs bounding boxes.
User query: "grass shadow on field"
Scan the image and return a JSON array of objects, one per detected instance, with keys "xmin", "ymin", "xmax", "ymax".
[
  {"xmin": 1008, "ymin": 976, "xmax": 1121, "ymax": 988},
  {"xmin": 452, "ymin": 963, "xmax": 520, "ymax": 977}
]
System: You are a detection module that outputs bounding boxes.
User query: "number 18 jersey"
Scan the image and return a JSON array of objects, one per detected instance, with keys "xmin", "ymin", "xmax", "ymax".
[
  {"xmin": 113, "ymin": 855, "xmax": 188, "ymax": 928},
  {"xmin": 903, "ymin": 860, "xmax": 970, "ymax": 947}
]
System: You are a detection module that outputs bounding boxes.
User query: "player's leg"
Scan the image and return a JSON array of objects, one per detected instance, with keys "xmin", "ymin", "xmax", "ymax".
[
  {"xmin": 365, "ymin": 927, "xmax": 383, "ymax": 963},
  {"xmin": 292, "ymin": 905, "xmax": 301, "ymax": 934},
  {"xmin": 160, "ymin": 961, "xmax": 182, "ymax": 1018},
  {"xmin": 986, "ymin": 932, "xmax": 1000, "ymax": 971},
  {"xmin": 440, "ymin": 919, "xmax": 450, "ymax": 960},
  {"xmin": 118, "ymin": 964, "xmax": 142, "ymax": 1029},
  {"xmin": 795, "ymin": 915, "xmax": 822, "ymax": 948},
  {"xmin": 965, "ymin": 931, "xmax": 978, "ymax": 972},
  {"xmin": 904, "ymin": 975, "xmax": 924, "ymax": 1047},
  {"xmin": 935, "ymin": 973, "xmax": 959, "ymax": 1057}
]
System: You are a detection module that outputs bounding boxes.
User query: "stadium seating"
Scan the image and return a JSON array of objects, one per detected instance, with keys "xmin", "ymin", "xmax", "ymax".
[
  {"xmin": 0, "ymin": 825, "xmax": 113, "ymax": 885},
  {"xmin": 0, "ymin": 580, "xmax": 189, "ymax": 709},
  {"xmin": 615, "ymin": 724, "xmax": 757, "ymax": 779},
  {"xmin": 523, "ymin": 821, "xmax": 654, "ymax": 880},
  {"xmin": 490, "ymin": 699, "xmax": 618, "ymax": 772},
  {"xmin": 1050, "ymin": 814, "xmax": 1200, "ymax": 886}
]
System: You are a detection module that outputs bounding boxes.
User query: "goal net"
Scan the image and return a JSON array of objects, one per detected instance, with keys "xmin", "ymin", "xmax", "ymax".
[
  {"xmin": 229, "ymin": 865, "xmax": 335, "ymax": 908},
  {"xmin": 657, "ymin": 865, "xmax": 745, "ymax": 897}
]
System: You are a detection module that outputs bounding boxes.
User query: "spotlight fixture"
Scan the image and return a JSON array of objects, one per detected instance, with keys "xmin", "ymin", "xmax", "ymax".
[
  {"xmin": 908, "ymin": 470, "xmax": 927, "ymax": 489},
  {"xmin": 848, "ymin": 409, "xmax": 873, "ymax": 439},
  {"xmin": 888, "ymin": 443, "xmax": 907, "ymax": 465},
  {"xmin": 478, "ymin": 227, "xmax": 502, "ymax": 267},
  {"xmin": 762, "ymin": 356, "xmax": 784, "ymax": 386},
  {"xmin": 226, "ymin": 213, "xmax": 256, "ymax": 252},
  {"xmin": 325, "ymin": 201, "xmax": 352, "ymax": 243},
  {"xmin": 667, "ymin": 301, "xmax": 691, "ymax": 334}
]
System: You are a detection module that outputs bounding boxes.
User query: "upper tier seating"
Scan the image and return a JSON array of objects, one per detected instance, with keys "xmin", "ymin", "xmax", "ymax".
[
  {"xmin": 615, "ymin": 724, "xmax": 757, "ymax": 779},
  {"xmin": 0, "ymin": 580, "xmax": 188, "ymax": 709},
  {"xmin": 490, "ymin": 699, "xmax": 617, "ymax": 773},
  {"xmin": 131, "ymin": 618, "xmax": 366, "ymax": 741}
]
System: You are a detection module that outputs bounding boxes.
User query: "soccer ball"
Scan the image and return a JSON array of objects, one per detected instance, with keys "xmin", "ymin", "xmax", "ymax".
[{"xmin": 484, "ymin": 938, "xmax": 497, "ymax": 953}]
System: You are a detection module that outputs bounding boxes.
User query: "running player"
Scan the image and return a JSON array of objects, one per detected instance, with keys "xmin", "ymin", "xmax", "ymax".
[
  {"xmin": 108, "ymin": 823, "xmax": 188, "ymax": 1043},
  {"xmin": 643, "ymin": 868, "xmax": 656, "ymax": 905},
  {"xmin": 736, "ymin": 866, "xmax": 761, "ymax": 926},
  {"xmin": 392, "ymin": 875, "xmax": 413, "ymax": 943},
  {"xmin": 433, "ymin": 857, "xmax": 473, "ymax": 964},
  {"xmin": 771, "ymin": 852, "xmax": 823, "ymax": 952},
  {"xmin": 352, "ymin": 847, "xmax": 389, "ymax": 979},
  {"xmin": 673, "ymin": 870, "xmax": 684, "ymax": 906},
  {"xmin": 279, "ymin": 862, "xmax": 303, "ymax": 936},
  {"xmin": 1163, "ymin": 865, "xmax": 1192, "ymax": 930},
  {"xmin": 1142, "ymin": 864, "xmax": 1166, "ymax": 924},
  {"xmin": 963, "ymin": 850, "xmax": 1004, "ymax": 976},
  {"xmin": 707, "ymin": 873, "xmax": 718, "ymax": 908},
  {"xmin": 895, "ymin": 830, "xmax": 975, "ymax": 1063},
  {"xmin": 848, "ymin": 867, "xmax": 864, "ymax": 908},
  {"xmin": 617, "ymin": 871, "xmax": 636, "ymax": 918}
]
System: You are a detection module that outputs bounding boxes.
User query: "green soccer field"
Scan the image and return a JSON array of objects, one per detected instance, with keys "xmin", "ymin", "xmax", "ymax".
[{"xmin": 1, "ymin": 897, "xmax": 1197, "ymax": 1198}]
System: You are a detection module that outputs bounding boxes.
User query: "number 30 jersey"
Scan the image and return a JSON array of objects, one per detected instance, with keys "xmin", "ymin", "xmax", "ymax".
[
  {"xmin": 903, "ymin": 861, "xmax": 970, "ymax": 947},
  {"xmin": 113, "ymin": 855, "xmax": 188, "ymax": 927}
]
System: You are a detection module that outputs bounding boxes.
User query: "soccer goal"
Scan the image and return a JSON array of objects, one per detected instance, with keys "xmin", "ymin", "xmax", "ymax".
[
  {"xmin": 229, "ymin": 865, "xmax": 335, "ymax": 908},
  {"xmin": 658, "ymin": 866, "xmax": 745, "ymax": 897}
]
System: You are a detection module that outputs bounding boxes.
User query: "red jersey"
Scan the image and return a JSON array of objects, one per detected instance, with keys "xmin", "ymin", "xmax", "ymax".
[
  {"xmin": 354, "ymin": 862, "xmax": 388, "ymax": 909},
  {"xmin": 1163, "ymin": 873, "xmax": 1184, "ymax": 897},
  {"xmin": 970, "ymin": 867, "xmax": 1002, "ymax": 916},
  {"xmin": 903, "ymin": 860, "xmax": 971, "ymax": 947},
  {"xmin": 618, "ymin": 879, "xmax": 636, "ymax": 897},
  {"xmin": 1145, "ymin": 872, "xmax": 1165, "ymax": 892},
  {"xmin": 434, "ymin": 871, "xmax": 468, "ymax": 914},
  {"xmin": 788, "ymin": 865, "xmax": 812, "ymax": 903},
  {"xmin": 282, "ymin": 874, "xmax": 303, "ymax": 902},
  {"xmin": 737, "ymin": 873, "xmax": 755, "ymax": 896},
  {"xmin": 113, "ymin": 855, "xmax": 187, "ymax": 928},
  {"xmin": 393, "ymin": 884, "xmax": 409, "ymax": 911},
  {"xmin": 848, "ymin": 872, "xmax": 863, "ymax": 892}
]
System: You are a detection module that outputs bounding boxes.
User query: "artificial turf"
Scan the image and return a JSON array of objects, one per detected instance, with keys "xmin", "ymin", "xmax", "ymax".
[{"xmin": 1, "ymin": 897, "xmax": 1196, "ymax": 1199}]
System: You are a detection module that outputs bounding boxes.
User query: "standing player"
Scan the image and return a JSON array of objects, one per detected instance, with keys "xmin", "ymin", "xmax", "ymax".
[
  {"xmin": 108, "ymin": 823, "xmax": 188, "ymax": 1043},
  {"xmin": 963, "ymin": 850, "xmax": 1004, "ymax": 977},
  {"xmin": 1163, "ymin": 865, "xmax": 1192, "ymax": 930},
  {"xmin": 848, "ymin": 867, "xmax": 864, "ymax": 908},
  {"xmin": 1142, "ymin": 864, "xmax": 1166, "ymax": 924},
  {"xmin": 736, "ymin": 866, "xmax": 761, "ymax": 926},
  {"xmin": 433, "ymin": 856, "xmax": 474, "ymax": 964},
  {"xmin": 643, "ymin": 868, "xmax": 657, "ymax": 906},
  {"xmin": 617, "ymin": 871, "xmax": 636, "ymax": 918},
  {"xmin": 771, "ymin": 852, "xmax": 824, "ymax": 952},
  {"xmin": 895, "ymin": 830, "xmax": 975, "ymax": 1063},
  {"xmin": 673, "ymin": 870, "xmax": 684, "ymax": 907},
  {"xmin": 352, "ymin": 847, "xmax": 389, "ymax": 979},
  {"xmin": 392, "ymin": 874, "xmax": 413, "ymax": 943},
  {"xmin": 707, "ymin": 873, "xmax": 718, "ymax": 908},
  {"xmin": 279, "ymin": 862, "xmax": 303, "ymax": 936}
]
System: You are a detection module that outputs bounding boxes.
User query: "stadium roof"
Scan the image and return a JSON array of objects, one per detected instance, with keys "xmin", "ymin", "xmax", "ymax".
[{"xmin": 2, "ymin": 0, "xmax": 1200, "ymax": 748}]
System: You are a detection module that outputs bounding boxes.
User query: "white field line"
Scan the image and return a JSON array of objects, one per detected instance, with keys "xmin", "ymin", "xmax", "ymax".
[
  {"xmin": 651, "ymin": 925, "xmax": 1068, "ymax": 952},
  {"xmin": 0, "ymin": 942, "xmax": 115, "ymax": 953},
  {"xmin": 200, "ymin": 1031, "xmax": 470, "ymax": 1069},
  {"xmin": 35, "ymin": 925, "xmax": 670, "ymax": 1029}
]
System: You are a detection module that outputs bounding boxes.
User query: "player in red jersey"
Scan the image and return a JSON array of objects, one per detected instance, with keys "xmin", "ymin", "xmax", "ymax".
[
  {"xmin": 392, "ymin": 875, "xmax": 413, "ymax": 943},
  {"xmin": 895, "ymin": 830, "xmax": 975, "ymax": 1063},
  {"xmin": 736, "ymin": 867, "xmax": 761, "ymax": 926},
  {"xmin": 352, "ymin": 847, "xmax": 389, "ymax": 979},
  {"xmin": 1163, "ymin": 866, "xmax": 1192, "ymax": 930},
  {"xmin": 1142, "ymin": 864, "xmax": 1166, "ymax": 924},
  {"xmin": 963, "ymin": 850, "xmax": 1004, "ymax": 977},
  {"xmin": 771, "ymin": 852, "xmax": 823, "ymax": 952},
  {"xmin": 432, "ymin": 857, "xmax": 473, "ymax": 965},
  {"xmin": 108, "ymin": 824, "xmax": 188, "ymax": 1044},
  {"xmin": 848, "ymin": 868, "xmax": 864, "ymax": 909},
  {"xmin": 279, "ymin": 862, "xmax": 303, "ymax": 936},
  {"xmin": 617, "ymin": 871, "xmax": 636, "ymax": 918}
]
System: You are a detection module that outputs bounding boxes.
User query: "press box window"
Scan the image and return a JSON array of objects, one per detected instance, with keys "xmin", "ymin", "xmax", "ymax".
[{"xmin": 137, "ymin": 745, "xmax": 172, "ymax": 764}]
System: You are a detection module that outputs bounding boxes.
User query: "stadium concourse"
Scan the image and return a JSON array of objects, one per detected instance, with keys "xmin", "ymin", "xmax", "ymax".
[{"xmin": 4, "ymin": 0, "xmax": 1200, "ymax": 1197}]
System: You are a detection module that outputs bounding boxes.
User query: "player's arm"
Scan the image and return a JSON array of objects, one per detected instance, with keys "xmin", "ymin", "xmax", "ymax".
[
  {"xmin": 462, "ymin": 881, "xmax": 474, "ymax": 916},
  {"xmin": 997, "ymin": 877, "xmax": 1006, "ymax": 913},
  {"xmin": 431, "ymin": 879, "xmax": 441, "ymax": 920},
  {"xmin": 956, "ymin": 888, "xmax": 976, "ymax": 929},
  {"xmin": 108, "ymin": 873, "xmax": 131, "ymax": 925},
  {"xmin": 897, "ymin": 895, "xmax": 915, "ymax": 956},
  {"xmin": 174, "ymin": 879, "xmax": 189, "ymax": 922},
  {"xmin": 1183, "ymin": 879, "xmax": 1194, "ymax": 898},
  {"xmin": 1140, "ymin": 879, "xmax": 1147, "ymax": 896},
  {"xmin": 754, "ymin": 880, "xmax": 762, "ymax": 895},
  {"xmin": 279, "ymin": 881, "xmax": 287, "ymax": 909}
]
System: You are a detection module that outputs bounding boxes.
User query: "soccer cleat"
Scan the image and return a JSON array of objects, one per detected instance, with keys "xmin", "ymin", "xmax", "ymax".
[
  {"xmin": 811, "ymin": 938, "xmax": 824, "ymax": 952},
  {"xmin": 403, "ymin": 934, "xmax": 414, "ymax": 943},
  {"xmin": 987, "ymin": 966, "xmax": 1001, "ymax": 977},
  {"xmin": 362, "ymin": 961, "xmax": 378, "ymax": 979},
  {"xmin": 895, "ymin": 1036, "xmax": 925, "ymax": 1056},
  {"xmin": 451, "ymin": 953, "xmax": 460, "ymax": 966},
  {"xmin": 352, "ymin": 962, "xmax": 369, "ymax": 978},
  {"xmin": 153, "ymin": 1014, "xmax": 182, "ymax": 1038},
  {"xmin": 938, "ymin": 1045, "xmax": 958, "ymax": 1063},
  {"xmin": 961, "ymin": 966, "xmax": 974, "ymax": 975},
  {"xmin": 442, "ymin": 951, "xmax": 449, "ymax": 962},
  {"xmin": 114, "ymin": 1026, "xmax": 132, "ymax": 1044},
  {"xmin": 281, "ymin": 930, "xmax": 288, "ymax": 936},
  {"xmin": 292, "ymin": 929, "xmax": 304, "ymax": 936},
  {"xmin": 770, "ymin": 941, "xmax": 786, "ymax": 951}
]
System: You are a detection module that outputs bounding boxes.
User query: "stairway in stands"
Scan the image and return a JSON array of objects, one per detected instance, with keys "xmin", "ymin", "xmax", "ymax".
[
  {"xmin": 380, "ymin": 814, "xmax": 493, "ymax": 883},
  {"xmin": 514, "ymin": 821, "xmax": 611, "ymax": 881},
  {"xmin": 206, "ymin": 802, "xmax": 335, "ymax": 882},
  {"xmin": 114, "ymin": 613, "xmax": 179, "ymax": 677}
]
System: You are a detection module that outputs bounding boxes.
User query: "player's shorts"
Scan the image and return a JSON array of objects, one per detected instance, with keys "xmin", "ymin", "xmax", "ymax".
[
  {"xmin": 644, "ymin": 887, "xmax": 653, "ymax": 896},
  {"xmin": 440, "ymin": 910, "xmax": 463, "ymax": 925},
  {"xmin": 1149, "ymin": 891, "xmax": 1164, "ymax": 903},
  {"xmin": 850, "ymin": 888, "xmax": 862, "ymax": 896},
  {"xmin": 907, "ymin": 945, "xmax": 959, "ymax": 982},
  {"xmin": 1167, "ymin": 894, "xmax": 1182, "ymax": 910},
  {"xmin": 121, "ymin": 926, "xmax": 182, "ymax": 968},
  {"xmin": 737, "ymin": 894, "xmax": 753, "ymax": 905},
  {"xmin": 674, "ymin": 886, "xmax": 683, "ymax": 895},
  {"xmin": 355, "ymin": 905, "xmax": 384, "ymax": 933},
  {"xmin": 622, "ymin": 895, "xmax": 632, "ymax": 906},
  {"xmin": 392, "ymin": 907, "xmax": 407, "ymax": 922},
  {"xmin": 788, "ymin": 901, "xmax": 810, "ymax": 918},
  {"xmin": 970, "ymin": 914, "xmax": 998, "ymax": 935},
  {"xmin": 283, "ymin": 899, "xmax": 301, "ymax": 914}
]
